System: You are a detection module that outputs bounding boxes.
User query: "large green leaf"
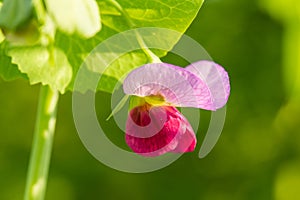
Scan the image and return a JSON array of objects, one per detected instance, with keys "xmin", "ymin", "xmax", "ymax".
[
  {"xmin": 56, "ymin": 0, "xmax": 203, "ymax": 93},
  {"xmin": 8, "ymin": 46, "xmax": 72, "ymax": 93},
  {"xmin": 104, "ymin": 0, "xmax": 202, "ymax": 31},
  {"xmin": 0, "ymin": 0, "xmax": 203, "ymax": 93}
]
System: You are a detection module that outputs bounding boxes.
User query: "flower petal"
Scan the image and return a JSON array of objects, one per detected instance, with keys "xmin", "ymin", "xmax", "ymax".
[
  {"xmin": 123, "ymin": 63, "xmax": 213, "ymax": 108},
  {"xmin": 171, "ymin": 122, "xmax": 196, "ymax": 153},
  {"xmin": 125, "ymin": 106, "xmax": 196, "ymax": 157},
  {"xmin": 186, "ymin": 61, "xmax": 230, "ymax": 109},
  {"xmin": 126, "ymin": 105, "xmax": 167, "ymax": 138}
]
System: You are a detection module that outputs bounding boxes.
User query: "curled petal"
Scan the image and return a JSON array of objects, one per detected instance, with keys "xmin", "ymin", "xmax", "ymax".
[
  {"xmin": 125, "ymin": 106, "xmax": 196, "ymax": 157},
  {"xmin": 186, "ymin": 61, "xmax": 230, "ymax": 109},
  {"xmin": 126, "ymin": 106, "xmax": 167, "ymax": 138},
  {"xmin": 123, "ymin": 63, "xmax": 213, "ymax": 108}
]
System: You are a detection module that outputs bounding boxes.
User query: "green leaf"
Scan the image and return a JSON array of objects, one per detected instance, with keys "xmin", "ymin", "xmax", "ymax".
[
  {"xmin": 56, "ymin": 0, "xmax": 203, "ymax": 93},
  {"xmin": 45, "ymin": 0, "xmax": 101, "ymax": 38},
  {"xmin": 0, "ymin": 43, "xmax": 27, "ymax": 81},
  {"xmin": 8, "ymin": 46, "xmax": 72, "ymax": 93},
  {"xmin": 96, "ymin": 49, "xmax": 149, "ymax": 93},
  {"xmin": 102, "ymin": 0, "xmax": 203, "ymax": 32},
  {"xmin": 0, "ymin": 0, "xmax": 33, "ymax": 30}
]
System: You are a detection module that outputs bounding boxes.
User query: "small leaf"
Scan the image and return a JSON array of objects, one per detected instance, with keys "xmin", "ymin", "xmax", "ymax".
[
  {"xmin": 0, "ymin": 0, "xmax": 33, "ymax": 30},
  {"xmin": 0, "ymin": 43, "xmax": 27, "ymax": 81},
  {"xmin": 45, "ymin": 0, "xmax": 101, "ymax": 38},
  {"xmin": 0, "ymin": 56, "xmax": 27, "ymax": 81},
  {"xmin": 8, "ymin": 46, "xmax": 72, "ymax": 93}
]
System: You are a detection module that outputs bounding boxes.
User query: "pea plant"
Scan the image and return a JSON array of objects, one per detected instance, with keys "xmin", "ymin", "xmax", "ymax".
[{"xmin": 0, "ymin": 0, "xmax": 204, "ymax": 199}]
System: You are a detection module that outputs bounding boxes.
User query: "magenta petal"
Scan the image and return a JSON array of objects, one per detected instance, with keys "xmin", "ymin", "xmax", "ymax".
[
  {"xmin": 123, "ymin": 63, "xmax": 213, "ymax": 108},
  {"xmin": 125, "ymin": 106, "xmax": 196, "ymax": 157},
  {"xmin": 171, "ymin": 123, "xmax": 196, "ymax": 153},
  {"xmin": 186, "ymin": 61, "xmax": 230, "ymax": 109},
  {"xmin": 126, "ymin": 106, "xmax": 167, "ymax": 138}
]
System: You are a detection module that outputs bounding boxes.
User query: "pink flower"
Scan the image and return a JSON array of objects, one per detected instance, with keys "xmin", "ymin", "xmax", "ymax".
[{"xmin": 123, "ymin": 61, "xmax": 230, "ymax": 157}]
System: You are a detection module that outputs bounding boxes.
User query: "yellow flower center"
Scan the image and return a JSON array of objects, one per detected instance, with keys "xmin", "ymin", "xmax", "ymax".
[
  {"xmin": 144, "ymin": 95, "xmax": 166, "ymax": 106},
  {"xmin": 129, "ymin": 94, "xmax": 168, "ymax": 110}
]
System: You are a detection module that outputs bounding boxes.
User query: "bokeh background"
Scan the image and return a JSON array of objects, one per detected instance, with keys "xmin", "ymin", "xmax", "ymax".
[{"xmin": 1, "ymin": 0, "xmax": 300, "ymax": 199}]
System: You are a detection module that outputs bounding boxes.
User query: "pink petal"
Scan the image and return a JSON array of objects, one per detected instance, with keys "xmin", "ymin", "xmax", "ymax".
[
  {"xmin": 125, "ymin": 106, "xmax": 196, "ymax": 157},
  {"xmin": 126, "ymin": 105, "xmax": 167, "ymax": 138},
  {"xmin": 186, "ymin": 61, "xmax": 230, "ymax": 109},
  {"xmin": 171, "ymin": 123, "xmax": 196, "ymax": 153},
  {"xmin": 123, "ymin": 63, "xmax": 214, "ymax": 109}
]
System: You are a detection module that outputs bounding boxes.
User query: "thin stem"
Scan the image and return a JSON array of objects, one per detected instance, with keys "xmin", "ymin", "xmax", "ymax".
[
  {"xmin": 32, "ymin": 0, "xmax": 46, "ymax": 24},
  {"xmin": 24, "ymin": 86, "xmax": 59, "ymax": 200},
  {"xmin": 283, "ymin": 20, "xmax": 300, "ymax": 100},
  {"xmin": 107, "ymin": 0, "xmax": 161, "ymax": 63},
  {"xmin": 134, "ymin": 31, "xmax": 161, "ymax": 63}
]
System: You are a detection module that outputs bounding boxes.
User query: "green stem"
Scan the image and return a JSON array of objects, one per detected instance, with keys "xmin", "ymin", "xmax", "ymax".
[
  {"xmin": 32, "ymin": 0, "xmax": 46, "ymax": 24},
  {"xmin": 24, "ymin": 86, "xmax": 59, "ymax": 200},
  {"xmin": 134, "ymin": 31, "xmax": 161, "ymax": 63},
  {"xmin": 108, "ymin": 0, "xmax": 161, "ymax": 63},
  {"xmin": 283, "ymin": 20, "xmax": 300, "ymax": 100}
]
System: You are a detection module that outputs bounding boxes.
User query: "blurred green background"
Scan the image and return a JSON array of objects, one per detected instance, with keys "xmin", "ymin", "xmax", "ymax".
[{"xmin": 1, "ymin": 0, "xmax": 300, "ymax": 199}]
